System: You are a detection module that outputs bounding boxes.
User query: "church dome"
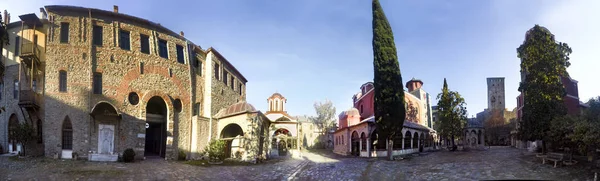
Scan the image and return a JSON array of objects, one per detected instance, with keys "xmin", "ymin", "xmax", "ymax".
[
  {"xmin": 346, "ymin": 108, "xmax": 360, "ymax": 116},
  {"xmin": 269, "ymin": 93, "xmax": 285, "ymax": 99},
  {"xmin": 215, "ymin": 101, "xmax": 257, "ymax": 118}
]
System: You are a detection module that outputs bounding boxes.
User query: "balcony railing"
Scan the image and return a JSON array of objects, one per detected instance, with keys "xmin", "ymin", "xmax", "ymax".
[
  {"xmin": 19, "ymin": 43, "xmax": 41, "ymax": 68},
  {"xmin": 18, "ymin": 90, "xmax": 40, "ymax": 108}
]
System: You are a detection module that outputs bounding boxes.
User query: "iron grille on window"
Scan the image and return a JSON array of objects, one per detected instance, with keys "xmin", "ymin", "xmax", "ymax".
[{"xmin": 62, "ymin": 120, "xmax": 73, "ymax": 150}]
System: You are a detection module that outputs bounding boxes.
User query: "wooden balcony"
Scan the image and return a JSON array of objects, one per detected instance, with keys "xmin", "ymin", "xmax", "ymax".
[
  {"xmin": 18, "ymin": 90, "xmax": 40, "ymax": 109},
  {"xmin": 19, "ymin": 42, "xmax": 41, "ymax": 69}
]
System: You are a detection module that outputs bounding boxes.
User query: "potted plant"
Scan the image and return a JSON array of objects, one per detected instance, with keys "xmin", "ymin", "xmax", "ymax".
[{"xmin": 205, "ymin": 140, "xmax": 226, "ymax": 164}]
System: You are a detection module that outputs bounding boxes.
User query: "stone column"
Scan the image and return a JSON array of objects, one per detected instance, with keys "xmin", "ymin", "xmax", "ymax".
[
  {"xmin": 402, "ymin": 137, "xmax": 404, "ymax": 150},
  {"xmin": 366, "ymin": 139, "xmax": 371, "ymax": 157},
  {"xmin": 359, "ymin": 139, "xmax": 362, "ymax": 154}
]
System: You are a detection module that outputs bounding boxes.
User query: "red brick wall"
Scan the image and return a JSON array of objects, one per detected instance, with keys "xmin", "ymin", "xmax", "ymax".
[{"xmin": 354, "ymin": 88, "xmax": 375, "ymax": 119}]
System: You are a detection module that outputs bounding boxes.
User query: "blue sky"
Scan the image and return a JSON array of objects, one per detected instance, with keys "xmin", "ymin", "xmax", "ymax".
[{"xmin": 3, "ymin": 0, "xmax": 599, "ymax": 118}]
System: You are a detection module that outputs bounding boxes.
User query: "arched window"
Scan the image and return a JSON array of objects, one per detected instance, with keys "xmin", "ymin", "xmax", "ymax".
[
  {"xmin": 404, "ymin": 131, "xmax": 411, "ymax": 149},
  {"xmin": 62, "ymin": 117, "xmax": 73, "ymax": 150},
  {"xmin": 59, "ymin": 70, "xmax": 67, "ymax": 92}
]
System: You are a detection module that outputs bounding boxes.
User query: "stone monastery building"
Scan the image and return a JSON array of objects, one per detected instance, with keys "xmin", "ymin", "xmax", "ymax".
[
  {"xmin": 0, "ymin": 5, "xmax": 322, "ymax": 162},
  {"xmin": 333, "ymin": 79, "xmax": 438, "ymax": 157}
]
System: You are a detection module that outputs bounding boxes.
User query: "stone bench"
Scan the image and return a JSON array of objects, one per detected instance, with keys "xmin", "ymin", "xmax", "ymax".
[{"xmin": 542, "ymin": 152, "xmax": 565, "ymax": 168}]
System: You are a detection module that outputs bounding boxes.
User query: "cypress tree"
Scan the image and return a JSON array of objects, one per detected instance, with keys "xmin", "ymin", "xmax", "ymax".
[{"xmin": 372, "ymin": 0, "xmax": 405, "ymax": 160}]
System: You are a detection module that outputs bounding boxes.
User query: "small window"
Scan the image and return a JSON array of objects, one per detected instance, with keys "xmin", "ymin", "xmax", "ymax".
[
  {"xmin": 214, "ymin": 63, "xmax": 220, "ymax": 80},
  {"xmin": 230, "ymin": 77, "xmax": 235, "ymax": 89},
  {"xmin": 140, "ymin": 34, "xmax": 150, "ymax": 54},
  {"xmin": 158, "ymin": 39, "xmax": 168, "ymax": 58},
  {"xmin": 176, "ymin": 45, "xmax": 185, "ymax": 64},
  {"xmin": 13, "ymin": 80, "xmax": 18, "ymax": 99},
  {"xmin": 93, "ymin": 73, "xmax": 102, "ymax": 94},
  {"xmin": 60, "ymin": 22, "xmax": 69, "ymax": 43},
  {"xmin": 193, "ymin": 103, "xmax": 200, "ymax": 116},
  {"xmin": 191, "ymin": 51, "xmax": 197, "ymax": 67},
  {"xmin": 59, "ymin": 71, "xmax": 67, "ymax": 92},
  {"xmin": 92, "ymin": 25, "xmax": 103, "ymax": 46},
  {"xmin": 119, "ymin": 30, "xmax": 130, "ymax": 50},
  {"xmin": 238, "ymin": 83, "xmax": 243, "ymax": 95},
  {"xmin": 223, "ymin": 71, "xmax": 228, "ymax": 85},
  {"xmin": 14, "ymin": 37, "xmax": 20, "ymax": 55}
]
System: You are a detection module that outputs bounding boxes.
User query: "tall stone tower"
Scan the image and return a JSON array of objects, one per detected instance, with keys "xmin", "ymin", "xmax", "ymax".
[{"xmin": 487, "ymin": 77, "xmax": 505, "ymax": 111}]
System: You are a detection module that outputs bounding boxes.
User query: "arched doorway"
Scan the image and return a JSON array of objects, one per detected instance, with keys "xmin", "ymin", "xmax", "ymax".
[
  {"xmin": 221, "ymin": 123, "xmax": 244, "ymax": 158},
  {"xmin": 360, "ymin": 132, "xmax": 366, "ymax": 152},
  {"xmin": 413, "ymin": 132, "xmax": 419, "ymax": 149},
  {"xmin": 272, "ymin": 128, "xmax": 291, "ymax": 156},
  {"xmin": 8, "ymin": 114, "xmax": 19, "ymax": 152},
  {"xmin": 404, "ymin": 131, "xmax": 411, "ymax": 149},
  {"xmin": 351, "ymin": 131, "xmax": 359, "ymax": 156},
  {"xmin": 145, "ymin": 96, "xmax": 168, "ymax": 158},
  {"xmin": 61, "ymin": 117, "xmax": 73, "ymax": 159}
]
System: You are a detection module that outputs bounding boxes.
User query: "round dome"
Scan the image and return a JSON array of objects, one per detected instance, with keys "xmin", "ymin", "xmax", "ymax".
[
  {"xmin": 346, "ymin": 108, "xmax": 360, "ymax": 116},
  {"xmin": 215, "ymin": 101, "xmax": 257, "ymax": 118}
]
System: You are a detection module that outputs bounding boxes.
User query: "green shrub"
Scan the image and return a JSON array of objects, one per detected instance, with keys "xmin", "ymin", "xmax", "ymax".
[
  {"xmin": 178, "ymin": 150, "xmax": 187, "ymax": 161},
  {"xmin": 204, "ymin": 140, "xmax": 227, "ymax": 162},
  {"xmin": 123, "ymin": 148, "xmax": 136, "ymax": 163}
]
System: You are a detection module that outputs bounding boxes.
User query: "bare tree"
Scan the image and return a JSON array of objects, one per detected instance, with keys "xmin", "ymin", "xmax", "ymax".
[{"xmin": 309, "ymin": 100, "xmax": 336, "ymax": 148}]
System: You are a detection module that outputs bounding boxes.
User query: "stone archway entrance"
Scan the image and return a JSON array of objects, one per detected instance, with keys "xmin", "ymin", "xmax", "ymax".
[
  {"xmin": 8, "ymin": 114, "xmax": 19, "ymax": 153},
  {"xmin": 89, "ymin": 102, "xmax": 121, "ymax": 161},
  {"xmin": 145, "ymin": 96, "xmax": 168, "ymax": 158},
  {"xmin": 273, "ymin": 128, "xmax": 292, "ymax": 156},
  {"xmin": 221, "ymin": 123, "xmax": 244, "ymax": 158},
  {"xmin": 351, "ymin": 131, "xmax": 360, "ymax": 156}
]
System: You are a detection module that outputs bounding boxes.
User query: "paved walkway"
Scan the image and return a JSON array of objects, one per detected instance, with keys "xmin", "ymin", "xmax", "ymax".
[{"xmin": 1, "ymin": 148, "xmax": 597, "ymax": 180}]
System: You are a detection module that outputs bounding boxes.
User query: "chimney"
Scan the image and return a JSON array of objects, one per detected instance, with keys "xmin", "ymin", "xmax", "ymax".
[
  {"xmin": 40, "ymin": 8, "xmax": 47, "ymax": 19},
  {"xmin": 180, "ymin": 31, "xmax": 184, "ymax": 37},
  {"xmin": 3, "ymin": 10, "xmax": 6, "ymax": 24},
  {"xmin": 6, "ymin": 13, "xmax": 9, "ymax": 24},
  {"xmin": 113, "ymin": 5, "xmax": 119, "ymax": 13}
]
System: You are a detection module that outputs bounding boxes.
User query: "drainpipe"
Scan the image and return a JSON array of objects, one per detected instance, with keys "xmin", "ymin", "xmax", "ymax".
[{"xmin": 87, "ymin": 8, "xmax": 93, "ymax": 156}]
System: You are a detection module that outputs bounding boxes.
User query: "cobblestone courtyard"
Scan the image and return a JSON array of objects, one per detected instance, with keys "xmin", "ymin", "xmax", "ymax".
[{"xmin": 1, "ymin": 147, "xmax": 597, "ymax": 180}]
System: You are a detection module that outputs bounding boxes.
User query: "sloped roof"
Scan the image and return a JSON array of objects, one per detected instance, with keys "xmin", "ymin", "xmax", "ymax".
[
  {"xmin": 214, "ymin": 101, "xmax": 257, "ymax": 119},
  {"xmin": 266, "ymin": 113, "xmax": 296, "ymax": 122}
]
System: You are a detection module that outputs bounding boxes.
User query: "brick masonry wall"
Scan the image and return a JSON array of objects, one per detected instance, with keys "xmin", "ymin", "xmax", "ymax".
[
  {"xmin": 42, "ymin": 9, "xmax": 199, "ymax": 160},
  {"xmin": 210, "ymin": 54, "xmax": 246, "ymax": 115}
]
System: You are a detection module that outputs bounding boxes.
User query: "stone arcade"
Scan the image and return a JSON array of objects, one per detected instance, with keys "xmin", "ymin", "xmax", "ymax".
[{"xmin": 333, "ymin": 79, "xmax": 438, "ymax": 157}]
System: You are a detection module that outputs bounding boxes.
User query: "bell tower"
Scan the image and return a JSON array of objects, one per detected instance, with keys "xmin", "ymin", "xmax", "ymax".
[{"xmin": 266, "ymin": 92, "xmax": 287, "ymax": 113}]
